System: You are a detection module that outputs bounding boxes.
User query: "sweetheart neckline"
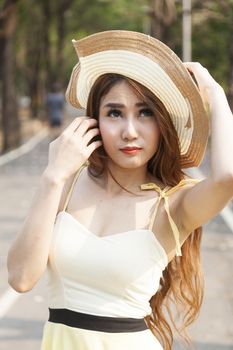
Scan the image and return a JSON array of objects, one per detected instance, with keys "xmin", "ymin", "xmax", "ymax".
[{"xmin": 56, "ymin": 211, "xmax": 168, "ymax": 263}]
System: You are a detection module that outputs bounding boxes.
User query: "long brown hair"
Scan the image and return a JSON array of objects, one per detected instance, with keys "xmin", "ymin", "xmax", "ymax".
[{"xmin": 86, "ymin": 73, "xmax": 204, "ymax": 349}]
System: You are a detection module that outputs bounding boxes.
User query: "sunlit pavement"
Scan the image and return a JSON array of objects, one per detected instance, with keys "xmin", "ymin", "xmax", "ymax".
[{"xmin": 0, "ymin": 120, "xmax": 232, "ymax": 349}]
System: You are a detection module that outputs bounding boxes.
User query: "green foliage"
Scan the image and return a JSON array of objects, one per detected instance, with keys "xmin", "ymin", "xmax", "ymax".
[
  {"xmin": 61, "ymin": 0, "xmax": 146, "ymax": 82},
  {"xmin": 69, "ymin": 0, "xmax": 145, "ymax": 33},
  {"xmin": 12, "ymin": 0, "xmax": 233, "ymax": 99},
  {"xmin": 192, "ymin": 1, "xmax": 233, "ymax": 90}
]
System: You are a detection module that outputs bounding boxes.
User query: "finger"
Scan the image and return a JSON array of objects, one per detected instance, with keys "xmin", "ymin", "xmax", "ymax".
[
  {"xmin": 187, "ymin": 69, "xmax": 199, "ymax": 87},
  {"xmin": 183, "ymin": 62, "xmax": 204, "ymax": 87},
  {"xmin": 61, "ymin": 117, "xmax": 86, "ymax": 136},
  {"xmin": 62, "ymin": 116, "xmax": 93, "ymax": 136},
  {"xmin": 184, "ymin": 62, "xmax": 208, "ymax": 76},
  {"xmin": 183, "ymin": 62, "xmax": 201, "ymax": 73},
  {"xmin": 74, "ymin": 118, "xmax": 98, "ymax": 137},
  {"xmin": 183, "ymin": 62, "xmax": 201, "ymax": 67},
  {"xmin": 82, "ymin": 127, "xmax": 100, "ymax": 145},
  {"xmin": 86, "ymin": 140, "xmax": 103, "ymax": 157}
]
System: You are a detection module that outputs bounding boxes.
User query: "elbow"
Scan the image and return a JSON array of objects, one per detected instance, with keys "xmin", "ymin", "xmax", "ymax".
[
  {"xmin": 8, "ymin": 277, "xmax": 35, "ymax": 293},
  {"xmin": 8, "ymin": 274, "xmax": 34, "ymax": 293},
  {"xmin": 7, "ymin": 258, "xmax": 46, "ymax": 293},
  {"xmin": 7, "ymin": 263, "xmax": 37, "ymax": 293},
  {"xmin": 7, "ymin": 254, "xmax": 39, "ymax": 293}
]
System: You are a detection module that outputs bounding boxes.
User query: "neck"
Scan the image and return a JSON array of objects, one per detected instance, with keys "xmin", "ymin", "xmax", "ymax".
[{"xmin": 103, "ymin": 162, "xmax": 154, "ymax": 196}]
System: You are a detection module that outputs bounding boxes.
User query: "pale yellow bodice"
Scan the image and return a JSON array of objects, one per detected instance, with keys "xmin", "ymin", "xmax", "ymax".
[{"xmin": 63, "ymin": 164, "xmax": 200, "ymax": 257}]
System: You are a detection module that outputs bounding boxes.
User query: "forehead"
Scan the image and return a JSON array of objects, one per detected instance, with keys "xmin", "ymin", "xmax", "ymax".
[{"xmin": 100, "ymin": 80, "xmax": 143, "ymax": 105}]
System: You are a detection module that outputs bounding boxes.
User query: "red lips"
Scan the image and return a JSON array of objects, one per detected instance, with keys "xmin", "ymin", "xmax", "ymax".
[
  {"xmin": 120, "ymin": 147, "xmax": 142, "ymax": 155},
  {"xmin": 120, "ymin": 147, "xmax": 142, "ymax": 151}
]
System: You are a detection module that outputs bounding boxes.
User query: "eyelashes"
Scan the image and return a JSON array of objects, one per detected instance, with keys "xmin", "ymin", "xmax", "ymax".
[
  {"xmin": 106, "ymin": 109, "xmax": 121, "ymax": 118},
  {"xmin": 139, "ymin": 108, "xmax": 154, "ymax": 117},
  {"xmin": 106, "ymin": 108, "xmax": 154, "ymax": 118}
]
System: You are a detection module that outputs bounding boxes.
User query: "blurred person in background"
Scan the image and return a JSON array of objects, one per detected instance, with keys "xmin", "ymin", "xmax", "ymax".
[{"xmin": 46, "ymin": 81, "xmax": 65, "ymax": 139}]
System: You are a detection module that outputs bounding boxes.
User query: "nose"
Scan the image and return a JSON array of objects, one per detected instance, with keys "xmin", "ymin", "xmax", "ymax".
[{"xmin": 122, "ymin": 119, "xmax": 138, "ymax": 141}]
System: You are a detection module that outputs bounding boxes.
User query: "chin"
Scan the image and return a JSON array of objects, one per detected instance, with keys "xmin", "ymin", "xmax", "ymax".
[{"xmin": 108, "ymin": 158, "xmax": 148, "ymax": 170}]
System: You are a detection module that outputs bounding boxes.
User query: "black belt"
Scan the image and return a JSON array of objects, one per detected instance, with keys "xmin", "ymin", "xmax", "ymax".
[{"xmin": 48, "ymin": 308, "xmax": 148, "ymax": 333}]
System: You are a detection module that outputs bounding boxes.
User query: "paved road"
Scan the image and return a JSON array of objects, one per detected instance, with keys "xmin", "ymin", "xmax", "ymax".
[
  {"xmin": 0, "ymin": 124, "xmax": 232, "ymax": 349},
  {"xmin": 0, "ymin": 136, "xmax": 49, "ymax": 350}
]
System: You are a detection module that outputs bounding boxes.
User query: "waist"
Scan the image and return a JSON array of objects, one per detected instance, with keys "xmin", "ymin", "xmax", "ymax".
[{"xmin": 48, "ymin": 308, "xmax": 148, "ymax": 333}]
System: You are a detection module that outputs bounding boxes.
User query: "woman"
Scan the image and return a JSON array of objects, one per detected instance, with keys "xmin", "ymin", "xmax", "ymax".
[
  {"xmin": 46, "ymin": 82, "xmax": 65, "ymax": 140},
  {"xmin": 7, "ymin": 31, "xmax": 233, "ymax": 350}
]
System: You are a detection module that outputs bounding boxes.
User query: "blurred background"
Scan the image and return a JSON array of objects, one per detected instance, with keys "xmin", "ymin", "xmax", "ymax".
[
  {"xmin": 0, "ymin": 0, "xmax": 233, "ymax": 152},
  {"xmin": 0, "ymin": 0, "xmax": 233, "ymax": 349}
]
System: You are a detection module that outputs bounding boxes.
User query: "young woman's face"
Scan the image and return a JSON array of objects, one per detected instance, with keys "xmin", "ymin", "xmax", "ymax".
[{"xmin": 98, "ymin": 80, "xmax": 160, "ymax": 170}]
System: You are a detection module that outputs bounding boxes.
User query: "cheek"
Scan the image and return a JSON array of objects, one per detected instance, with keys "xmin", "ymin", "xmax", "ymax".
[
  {"xmin": 146, "ymin": 123, "xmax": 160, "ymax": 149},
  {"xmin": 99, "ymin": 121, "xmax": 116, "ymax": 149}
]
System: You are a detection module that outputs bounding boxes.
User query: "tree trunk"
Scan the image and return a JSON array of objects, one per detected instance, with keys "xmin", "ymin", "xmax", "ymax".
[
  {"xmin": 56, "ymin": 7, "xmax": 65, "ymax": 87},
  {"xmin": 27, "ymin": 38, "xmax": 42, "ymax": 118},
  {"xmin": 56, "ymin": 0, "xmax": 74, "ymax": 87},
  {"xmin": 150, "ymin": 0, "xmax": 176, "ymax": 44},
  {"xmin": 227, "ymin": 26, "xmax": 233, "ymax": 112},
  {"xmin": 24, "ymin": 0, "xmax": 52, "ymax": 118},
  {"xmin": 41, "ymin": 0, "xmax": 53, "ymax": 90},
  {"xmin": 0, "ymin": 0, "xmax": 20, "ymax": 152}
]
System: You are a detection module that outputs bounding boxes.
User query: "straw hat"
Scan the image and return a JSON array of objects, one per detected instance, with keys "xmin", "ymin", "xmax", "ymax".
[{"xmin": 66, "ymin": 30, "xmax": 209, "ymax": 168}]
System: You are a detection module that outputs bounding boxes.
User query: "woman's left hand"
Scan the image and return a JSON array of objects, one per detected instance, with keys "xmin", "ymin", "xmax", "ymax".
[{"xmin": 183, "ymin": 62, "xmax": 222, "ymax": 107}]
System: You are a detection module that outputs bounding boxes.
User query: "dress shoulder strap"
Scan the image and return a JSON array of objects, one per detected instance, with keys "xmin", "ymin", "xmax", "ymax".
[
  {"xmin": 62, "ymin": 164, "xmax": 87, "ymax": 212},
  {"xmin": 140, "ymin": 178, "xmax": 201, "ymax": 257}
]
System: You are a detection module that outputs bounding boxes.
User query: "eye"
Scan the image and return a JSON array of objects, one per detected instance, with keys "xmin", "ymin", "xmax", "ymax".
[
  {"xmin": 106, "ymin": 109, "xmax": 122, "ymax": 118},
  {"xmin": 139, "ymin": 108, "xmax": 154, "ymax": 117}
]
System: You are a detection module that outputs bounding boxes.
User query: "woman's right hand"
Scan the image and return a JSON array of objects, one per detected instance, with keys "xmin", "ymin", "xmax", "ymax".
[{"xmin": 45, "ymin": 116, "xmax": 102, "ymax": 182}]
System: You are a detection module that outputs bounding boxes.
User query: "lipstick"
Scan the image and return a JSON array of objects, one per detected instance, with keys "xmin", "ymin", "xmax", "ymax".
[{"xmin": 120, "ymin": 147, "xmax": 142, "ymax": 155}]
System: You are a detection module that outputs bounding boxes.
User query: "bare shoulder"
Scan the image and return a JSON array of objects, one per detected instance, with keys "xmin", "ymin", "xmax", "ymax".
[
  {"xmin": 57, "ymin": 166, "xmax": 89, "ymax": 213},
  {"xmin": 57, "ymin": 165, "xmax": 100, "ymax": 214},
  {"xmin": 57, "ymin": 175, "xmax": 76, "ymax": 213}
]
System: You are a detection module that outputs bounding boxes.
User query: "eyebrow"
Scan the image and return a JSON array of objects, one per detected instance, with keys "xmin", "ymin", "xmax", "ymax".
[{"xmin": 103, "ymin": 102, "xmax": 149, "ymax": 109}]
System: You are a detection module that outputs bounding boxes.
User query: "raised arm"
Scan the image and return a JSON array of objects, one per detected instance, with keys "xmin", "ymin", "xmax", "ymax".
[
  {"xmin": 7, "ymin": 117, "xmax": 102, "ymax": 292},
  {"xmin": 177, "ymin": 62, "xmax": 233, "ymax": 234}
]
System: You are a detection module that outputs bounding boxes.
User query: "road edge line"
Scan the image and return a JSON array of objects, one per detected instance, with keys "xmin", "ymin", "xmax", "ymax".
[
  {"xmin": 0, "ymin": 287, "xmax": 21, "ymax": 318},
  {"xmin": 0, "ymin": 128, "xmax": 49, "ymax": 167}
]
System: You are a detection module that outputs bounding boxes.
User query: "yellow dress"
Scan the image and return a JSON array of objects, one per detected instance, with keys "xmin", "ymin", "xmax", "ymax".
[{"xmin": 41, "ymin": 165, "xmax": 200, "ymax": 350}]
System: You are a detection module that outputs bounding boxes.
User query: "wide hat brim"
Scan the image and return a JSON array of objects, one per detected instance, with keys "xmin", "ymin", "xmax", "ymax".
[{"xmin": 66, "ymin": 30, "xmax": 209, "ymax": 168}]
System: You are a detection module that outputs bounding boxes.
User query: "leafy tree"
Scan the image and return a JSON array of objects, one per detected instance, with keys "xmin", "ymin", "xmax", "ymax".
[
  {"xmin": 1, "ymin": 0, "xmax": 233, "ymax": 152},
  {"xmin": 0, "ymin": 0, "xmax": 20, "ymax": 151}
]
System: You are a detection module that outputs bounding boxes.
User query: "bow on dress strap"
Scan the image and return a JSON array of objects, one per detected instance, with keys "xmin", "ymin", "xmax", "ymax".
[{"xmin": 140, "ymin": 178, "xmax": 201, "ymax": 257}]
